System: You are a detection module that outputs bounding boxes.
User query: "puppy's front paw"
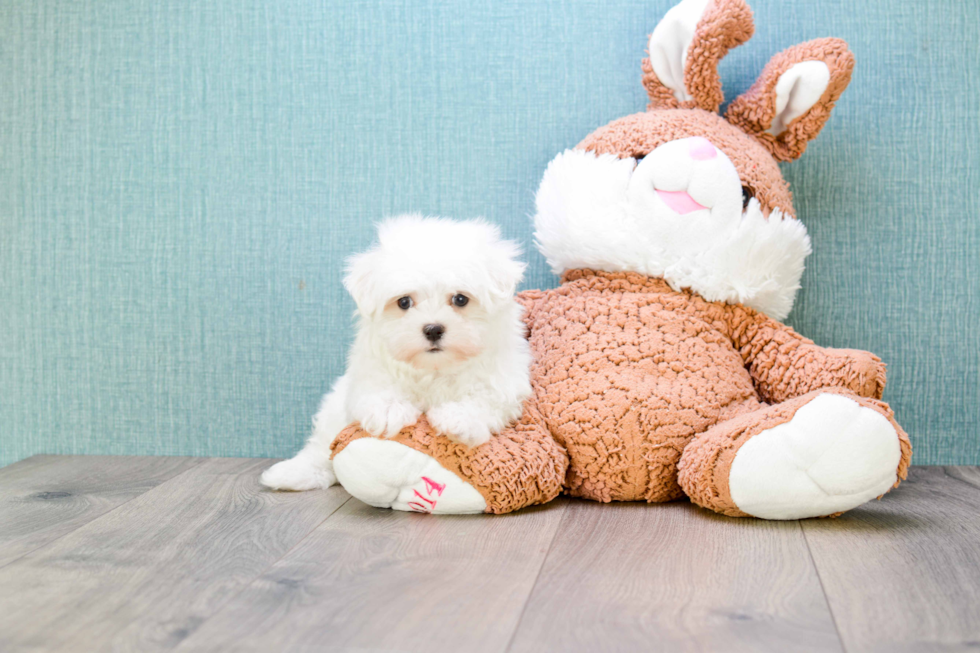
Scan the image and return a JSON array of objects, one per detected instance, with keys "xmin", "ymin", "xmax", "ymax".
[
  {"xmin": 381, "ymin": 401, "xmax": 422, "ymax": 438},
  {"xmin": 358, "ymin": 399, "xmax": 421, "ymax": 439},
  {"xmin": 428, "ymin": 403, "xmax": 493, "ymax": 448}
]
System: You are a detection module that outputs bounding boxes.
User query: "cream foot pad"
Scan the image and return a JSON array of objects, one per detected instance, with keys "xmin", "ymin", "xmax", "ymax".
[
  {"xmin": 333, "ymin": 437, "xmax": 487, "ymax": 514},
  {"xmin": 729, "ymin": 393, "xmax": 902, "ymax": 519}
]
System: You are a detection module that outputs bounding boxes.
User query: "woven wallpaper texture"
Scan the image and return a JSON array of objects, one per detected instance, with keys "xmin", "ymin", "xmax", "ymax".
[{"xmin": 2, "ymin": 0, "xmax": 978, "ymax": 467}]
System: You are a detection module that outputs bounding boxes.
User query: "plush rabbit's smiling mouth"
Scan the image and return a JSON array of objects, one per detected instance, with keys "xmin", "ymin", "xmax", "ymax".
[{"xmin": 656, "ymin": 189, "xmax": 707, "ymax": 215}]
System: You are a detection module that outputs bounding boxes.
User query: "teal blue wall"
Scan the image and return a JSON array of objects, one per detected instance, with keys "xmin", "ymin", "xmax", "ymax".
[{"xmin": 2, "ymin": 0, "xmax": 978, "ymax": 467}]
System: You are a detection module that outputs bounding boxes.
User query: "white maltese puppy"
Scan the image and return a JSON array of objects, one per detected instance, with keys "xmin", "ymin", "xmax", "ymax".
[{"xmin": 261, "ymin": 214, "xmax": 532, "ymax": 491}]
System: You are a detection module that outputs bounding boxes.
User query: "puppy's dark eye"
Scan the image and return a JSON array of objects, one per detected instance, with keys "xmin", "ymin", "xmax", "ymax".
[
  {"xmin": 741, "ymin": 185, "xmax": 755, "ymax": 210},
  {"xmin": 397, "ymin": 296, "xmax": 413, "ymax": 310},
  {"xmin": 451, "ymin": 293, "xmax": 469, "ymax": 308}
]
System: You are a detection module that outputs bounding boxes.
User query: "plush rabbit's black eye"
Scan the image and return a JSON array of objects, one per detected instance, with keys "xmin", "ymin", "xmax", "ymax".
[
  {"xmin": 451, "ymin": 294, "xmax": 469, "ymax": 308},
  {"xmin": 741, "ymin": 185, "xmax": 755, "ymax": 209},
  {"xmin": 397, "ymin": 296, "xmax": 413, "ymax": 310}
]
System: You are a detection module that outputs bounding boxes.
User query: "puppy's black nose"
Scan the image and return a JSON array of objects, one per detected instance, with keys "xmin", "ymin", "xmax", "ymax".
[{"xmin": 422, "ymin": 323, "xmax": 445, "ymax": 343}]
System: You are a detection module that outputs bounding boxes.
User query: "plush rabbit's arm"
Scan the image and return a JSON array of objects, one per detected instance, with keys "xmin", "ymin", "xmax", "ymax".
[{"xmin": 725, "ymin": 305, "xmax": 886, "ymax": 403}]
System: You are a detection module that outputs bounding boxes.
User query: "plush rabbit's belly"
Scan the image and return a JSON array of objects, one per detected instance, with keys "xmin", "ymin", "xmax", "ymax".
[{"xmin": 526, "ymin": 279, "xmax": 760, "ymax": 502}]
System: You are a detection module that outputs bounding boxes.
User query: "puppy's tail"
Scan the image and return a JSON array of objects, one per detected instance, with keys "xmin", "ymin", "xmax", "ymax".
[{"xmin": 259, "ymin": 375, "xmax": 350, "ymax": 491}]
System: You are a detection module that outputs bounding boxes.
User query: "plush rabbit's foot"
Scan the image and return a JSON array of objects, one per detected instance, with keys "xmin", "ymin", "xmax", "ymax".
[
  {"xmin": 330, "ymin": 408, "xmax": 568, "ymax": 515},
  {"xmin": 680, "ymin": 390, "xmax": 911, "ymax": 520},
  {"xmin": 728, "ymin": 393, "xmax": 903, "ymax": 519},
  {"xmin": 333, "ymin": 438, "xmax": 486, "ymax": 514}
]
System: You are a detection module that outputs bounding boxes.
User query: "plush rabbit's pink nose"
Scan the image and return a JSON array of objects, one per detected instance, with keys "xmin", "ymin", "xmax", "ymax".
[{"xmin": 688, "ymin": 137, "xmax": 717, "ymax": 160}]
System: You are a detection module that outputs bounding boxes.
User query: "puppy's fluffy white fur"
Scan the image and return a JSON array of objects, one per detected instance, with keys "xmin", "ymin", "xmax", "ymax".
[{"xmin": 261, "ymin": 214, "xmax": 532, "ymax": 491}]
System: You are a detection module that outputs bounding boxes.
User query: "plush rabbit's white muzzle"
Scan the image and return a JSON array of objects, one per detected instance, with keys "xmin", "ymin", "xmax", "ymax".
[
  {"xmin": 628, "ymin": 137, "xmax": 743, "ymax": 217},
  {"xmin": 533, "ymin": 145, "xmax": 811, "ymax": 321}
]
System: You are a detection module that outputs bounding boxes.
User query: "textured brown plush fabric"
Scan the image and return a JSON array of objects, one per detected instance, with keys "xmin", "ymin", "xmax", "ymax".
[
  {"xmin": 517, "ymin": 269, "xmax": 899, "ymax": 504},
  {"xmin": 678, "ymin": 388, "xmax": 913, "ymax": 517},
  {"xmin": 686, "ymin": 0, "xmax": 755, "ymax": 112},
  {"xmin": 331, "ymin": 401, "xmax": 568, "ymax": 515},
  {"xmin": 724, "ymin": 309, "xmax": 887, "ymax": 403},
  {"xmin": 725, "ymin": 38, "xmax": 856, "ymax": 161},
  {"xmin": 642, "ymin": 0, "xmax": 755, "ymax": 112},
  {"xmin": 576, "ymin": 109, "xmax": 794, "ymax": 216}
]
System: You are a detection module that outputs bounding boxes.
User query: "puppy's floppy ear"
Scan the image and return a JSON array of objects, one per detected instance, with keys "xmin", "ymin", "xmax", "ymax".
[
  {"xmin": 725, "ymin": 38, "xmax": 854, "ymax": 161},
  {"xmin": 342, "ymin": 249, "xmax": 384, "ymax": 317},
  {"xmin": 477, "ymin": 226, "xmax": 526, "ymax": 308},
  {"xmin": 487, "ymin": 241, "xmax": 527, "ymax": 303}
]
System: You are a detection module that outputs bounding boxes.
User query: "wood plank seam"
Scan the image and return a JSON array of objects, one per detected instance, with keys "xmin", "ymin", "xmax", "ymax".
[
  {"xmin": 0, "ymin": 456, "xmax": 208, "ymax": 573},
  {"xmin": 503, "ymin": 499, "xmax": 570, "ymax": 653},
  {"xmin": 167, "ymin": 489, "xmax": 354, "ymax": 648},
  {"xmin": 942, "ymin": 466, "xmax": 980, "ymax": 492},
  {"xmin": 799, "ymin": 520, "xmax": 849, "ymax": 653},
  {"xmin": 504, "ymin": 499, "xmax": 845, "ymax": 652},
  {"xmin": 0, "ymin": 455, "xmax": 61, "ymax": 478},
  {"xmin": 799, "ymin": 467, "xmax": 980, "ymax": 650},
  {"xmin": 0, "ymin": 457, "xmax": 352, "ymax": 651},
  {"xmin": 171, "ymin": 495, "xmax": 571, "ymax": 652}
]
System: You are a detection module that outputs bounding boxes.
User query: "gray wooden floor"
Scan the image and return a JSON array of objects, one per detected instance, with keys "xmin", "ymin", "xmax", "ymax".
[{"xmin": 0, "ymin": 457, "xmax": 978, "ymax": 653}]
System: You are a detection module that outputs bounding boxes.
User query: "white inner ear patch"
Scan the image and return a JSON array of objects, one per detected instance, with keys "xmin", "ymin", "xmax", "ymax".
[
  {"xmin": 767, "ymin": 60, "xmax": 831, "ymax": 136},
  {"xmin": 648, "ymin": 0, "xmax": 711, "ymax": 103}
]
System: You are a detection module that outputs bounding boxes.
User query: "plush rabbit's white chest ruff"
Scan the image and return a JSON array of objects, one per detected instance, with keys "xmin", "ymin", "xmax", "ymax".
[{"xmin": 533, "ymin": 148, "xmax": 812, "ymax": 321}]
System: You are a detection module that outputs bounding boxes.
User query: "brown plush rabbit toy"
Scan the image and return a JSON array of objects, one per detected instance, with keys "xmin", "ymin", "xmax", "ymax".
[{"xmin": 329, "ymin": 0, "xmax": 912, "ymax": 519}]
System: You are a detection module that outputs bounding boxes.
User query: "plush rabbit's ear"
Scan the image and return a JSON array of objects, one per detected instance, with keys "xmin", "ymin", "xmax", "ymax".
[
  {"xmin": 725, "ymin": 38, "xmax": 855, "ymax": 162},
  {"xmin": 642, "ymin": 0, "xmax": 754, "ymax": 112}
]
